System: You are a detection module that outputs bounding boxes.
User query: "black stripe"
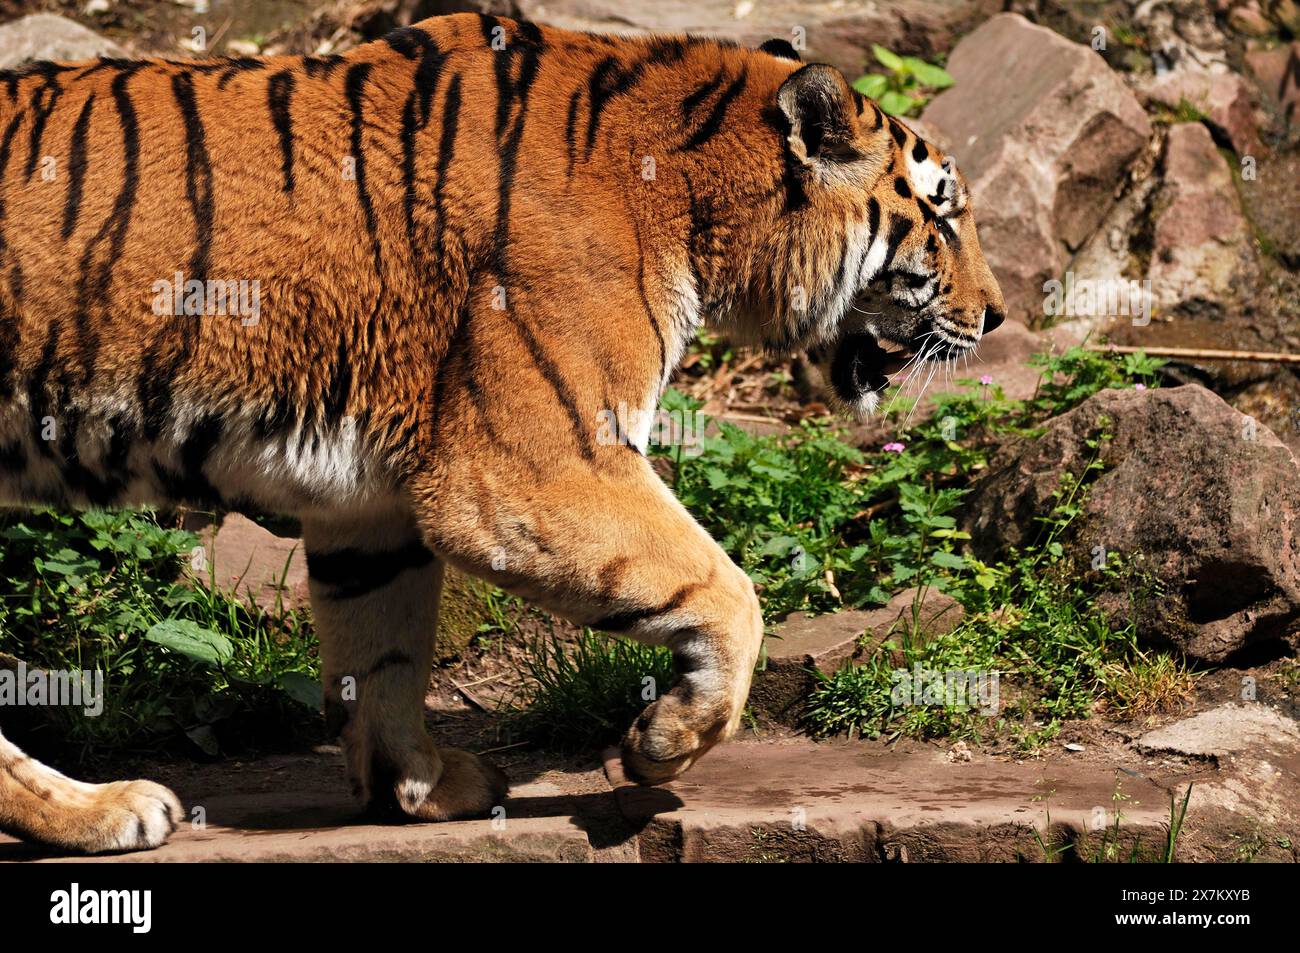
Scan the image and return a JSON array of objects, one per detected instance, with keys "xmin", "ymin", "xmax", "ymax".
[
  {"xmin": 267, "ymin": 70, "xmax": 295, "ymax": 193},
  {"xmin": 480, "ymin": 24, "xmax": 594, "ymax": 459},
  {"xmin": 172, "ymin": 72, "xmax": 214, "ymax": 284},
  {"xmin": 61, "ymin": 94, "xmax": 95, "ymax": 239},
  {"xmin": 323, "ymin": 337, "xmax": 352, "ymax": 426},
  {"xmin": 0, "ymin": 109, "xmax": 24, "ymax": 265},
  {"xmin": 345, "ymin": 63, "xmax": 382, "ymax": 277},
  {"xmin": 487, "ymin": 20, "xmax": 543, "ymax": 277},
  {"xmin": 681, "ymin": 71, "xmax": 723, "ymax": 121},
  {"xmin": 303, "ymin": 54, "xmax": 344, "ymax": 79},
  {"xmin": 881, "ymin": 213, "xmax": 913, "ymax": 272},
  {"xmin": 75, "ymin": 58, "xmax": 142, "ymax": 80},
  {"xmin": 482, "ymin": 15, "xmax": 513, "ymax": 137},
  {"xmin": 216, "ymin": 58, "xmax": 267, "ymax": 89},
  {"xmin": 642, "ymin": 36, "xmax": 688, "ymax": 67},
  {"xmin": 633, "ymin": 228, "xmax": 667, "ymax": 388},
  {"xmin": 24, "ymin": 72, "xmax": 65, "ymax": 181},
  {"xmin": 888, "ymin": 116, "xmax": 907, "ymax": 147},
  {"xmin": 506, "ymin": 315, "xmax": 595, "ymax": 461},
  {"xmin": 564, "ymin": 87, "xmax": 582, "ymax": 176},
  {"xmin": 937, "ymin": 215, "xmax": 961, "ymax": 253},
  {"xmin": 73, "ymin": 66, "xmax": 142, "ymax": 390},
  {"xmin": 400, "ymin": 93, "xmax": 419, "ymax": 251},
  {"xmin": 386, "ymin": 27, "xmax": 444, "ymax": 126},
  {"xmin": 27, "ymin": 320, "xmax": 60, "ymax": 455},
  {"xmin": 364, "ymin": 650, "xmax": 414, "ymax": 678},
  {"xmin": 584, "ymin": 56, "xmax": 643, "ymax": 159},
  {"xmin": 594, "ymin": 583, "xmax": 699, "ymax": 633},
  {"xmin": 152, "ymin": 413, "xmax": 225, "ymax": 506},
  {"xmin": 432, "ymin": 73, "xmax": 462, "ymax": 260},
  {"xmin": 679, "ymin": 68, "xmax": 747, "ymax": 152},
  {"xmin": 682, "ymin": 171, "xmax": 719, "ymax": 300},
  {"xmin": 306, "ymin": 540, "xmax": 436, "ymax": 600}
]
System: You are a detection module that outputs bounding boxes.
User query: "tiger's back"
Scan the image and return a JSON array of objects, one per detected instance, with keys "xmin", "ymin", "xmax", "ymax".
[{"xmin": 0, "ymin": 17, "xmax": 598, "ymax": 516}]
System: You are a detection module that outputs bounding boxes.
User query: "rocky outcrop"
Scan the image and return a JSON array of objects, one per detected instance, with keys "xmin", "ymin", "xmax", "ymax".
[
  {"xmin": 962, "ymin": 384, "xmax": 1300, "ymax": 663},
  {"xmin": 1147, "ymin": 122, "xmax": 1254, "ymax": 316},
  {"xmin": 923, "ymin": 14, "xmax": 1152, "ymax": 325},
  {"xmin": 0, "ymin": 14, "xmax": 126, "ymax": 68},
  {"xmin": 1245, "ymin": 40, "xmax": 1300, "ymax": 146},
  {"xmin": 1141, "ymin": 67, "xmax": 1263, "ymax": 157}
]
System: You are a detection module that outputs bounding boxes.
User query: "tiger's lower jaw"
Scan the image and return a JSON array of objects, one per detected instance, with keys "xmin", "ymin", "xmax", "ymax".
[{"xmin": 826, "ymin": 330, "xmax": 917, "ymax": 419}]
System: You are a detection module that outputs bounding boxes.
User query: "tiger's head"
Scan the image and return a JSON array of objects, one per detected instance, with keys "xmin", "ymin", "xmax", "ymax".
[{"xmin": 704, "ymin": 50, "xmax": 1005, "ymax": 418}]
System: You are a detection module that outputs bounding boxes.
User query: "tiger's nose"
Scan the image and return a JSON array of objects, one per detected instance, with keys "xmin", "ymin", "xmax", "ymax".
[{"xmin": 981, "ymin": 305, "xmax": 1005, "ymax": 334}]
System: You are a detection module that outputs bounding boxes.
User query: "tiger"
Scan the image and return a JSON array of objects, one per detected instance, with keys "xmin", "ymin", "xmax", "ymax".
[{"xmin": 0, "ymin": 12, "xmax": 1003, "ymax": 854}]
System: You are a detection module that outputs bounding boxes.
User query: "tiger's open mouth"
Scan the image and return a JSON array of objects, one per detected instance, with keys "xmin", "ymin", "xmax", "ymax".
[{"xmin": 829, "ymin": 330, "xmax": 921, "ymax": 399}]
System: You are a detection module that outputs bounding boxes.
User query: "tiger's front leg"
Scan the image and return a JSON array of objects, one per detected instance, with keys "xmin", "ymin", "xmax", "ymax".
[
  {"xmin": 303, "ymin": 509, "xmax": 507, "ymax": 821},
  {"xmin": 414, "ymin": 455, "xmax": 765, "ymax": 784}
]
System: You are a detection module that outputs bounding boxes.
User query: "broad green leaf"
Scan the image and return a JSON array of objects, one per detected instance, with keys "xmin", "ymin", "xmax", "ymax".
[
  {"xmin": 878, "ymin": 91, "xmax": 920, "ymax": 116},
  {"xmin": 872, "ymin": 44, "xmax": 904, "ymax": 71},
  {"xmin": 278, "ymin": 672, "xmax": 323, "ymax": 710},
  {"xmin": 145, "ymin": 619, "xmax": 234, "ymax": 666},
  {"xmin": 852, "ymin": 73, "xmax": 889, "ymax": 99},
  {"xmin": 903, "ymin": 57, "xmax": 954, "ymax": 89},
  {"xmin": 930, "ymin": 551, "xmax": 968, "ymax": 570}
]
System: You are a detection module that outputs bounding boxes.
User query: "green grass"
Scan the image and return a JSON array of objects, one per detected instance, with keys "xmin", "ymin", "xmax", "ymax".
[
  {"xmin": 1030, "ymin": 783, "xmax": 1193, "ymax": 863},
  {"xmin": 502, "ymin": 629, "xmax": 674, "ymax": 752},
  {"xmin": 0, "ymin": 508, "xmax": 319, "ymax": 760}
]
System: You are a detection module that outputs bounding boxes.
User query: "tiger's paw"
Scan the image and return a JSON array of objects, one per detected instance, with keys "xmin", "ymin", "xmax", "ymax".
[
  {"xmin": 382, "ymin": 746, "xmax": 509, "ymax": 822},
  {"xmin": 620, "ymin": 692, "xmax": 724, "ymax": 785},
  {"xmin": 53, "ymin": 779, "xmax": 183, "ymax": 854}
]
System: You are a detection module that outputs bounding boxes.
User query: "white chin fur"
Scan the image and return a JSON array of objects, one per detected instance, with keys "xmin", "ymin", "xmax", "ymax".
[{"xmin": 827, "ymin": 388, "xmax": 881, "ymax": 420}]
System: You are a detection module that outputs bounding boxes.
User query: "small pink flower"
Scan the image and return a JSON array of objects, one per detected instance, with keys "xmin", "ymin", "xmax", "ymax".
[
  {"xmin": 1135, "ymin": 383, "xmax": 1146, "ymax": 391},
  {"xmin": 979, "ymin": 374, "xmax": 994, "ymax": 386},
  {"xmin": 883, "ymin": 442, "xmax": 906, "ymax": 453}
]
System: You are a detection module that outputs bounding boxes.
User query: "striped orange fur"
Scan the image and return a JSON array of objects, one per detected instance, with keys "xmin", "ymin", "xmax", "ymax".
[{"xmin": 0, "ymin": 13, "xmax": 1001, "ymax": 852}]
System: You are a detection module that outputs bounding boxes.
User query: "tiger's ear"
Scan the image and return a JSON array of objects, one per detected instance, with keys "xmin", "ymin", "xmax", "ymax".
[
  {"xmin": 777, "ymin": 64, "xmax": 862, "ymax": 165},
  {"xmin": 759, "ymin": 38, "xmax": 801, "ymax": 62}
]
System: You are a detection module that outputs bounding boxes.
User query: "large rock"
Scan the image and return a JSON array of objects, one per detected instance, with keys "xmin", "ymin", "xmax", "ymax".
[
  {"xmin": 922, "ymin": 13, "xmax": 1152, "ymax": 325},
  {"xmin": 961, "ymin": 384, "xmax": 1300, "ymax": 663},
  {"xmin": 468, "ymin": 1, "xmax": 992, "ymax": 76},
  {"xmin": 0, "ymin": 14, "xmax": 126, "ymax": 68},
  {"xmin": 1141, "ymin": 67, "xmax": 1263, "ymax": 157},
  {"xmin": 1147, "ymin": 123, "xmax": 1253, "ymax": 317},
  {"xmin": 1244, "ymin": 40, "xmax": 1300, "ymax": 146}
]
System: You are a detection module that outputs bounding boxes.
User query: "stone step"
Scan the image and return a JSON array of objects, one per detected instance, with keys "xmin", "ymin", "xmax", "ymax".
[
  {"xmin": 604, "ymin": 739, "xmax": 1196, "ymax": 862},
  {"xmin": 0, "ymin": 780, "xmax": 594, "ymax": 863}
]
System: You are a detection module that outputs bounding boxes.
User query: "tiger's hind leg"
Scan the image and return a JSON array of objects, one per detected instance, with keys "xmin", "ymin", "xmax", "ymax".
[
  {"xmin": 0, "ymin": 726, "xmax": 182, "ymax": 853},
  {"xmin": 414, "ymin": 455, "xmax": 765, "ymax": 785},
  {"xmin": 303, "ymin": 508, "xmax": 507, "ymax": 821}
]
